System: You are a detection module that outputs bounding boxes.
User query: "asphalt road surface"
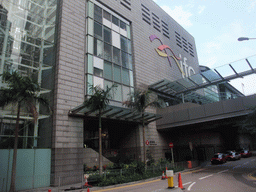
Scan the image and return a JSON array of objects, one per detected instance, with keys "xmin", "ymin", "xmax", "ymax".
[{"xmin": 89, "ymin": 156, "xmax": 256, "ymax": 192}]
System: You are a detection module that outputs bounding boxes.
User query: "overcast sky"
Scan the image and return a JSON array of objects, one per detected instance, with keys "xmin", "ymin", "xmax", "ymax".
[{"xmin": 153, "ymin": 0, "xmax": 256, "ymax": 96}]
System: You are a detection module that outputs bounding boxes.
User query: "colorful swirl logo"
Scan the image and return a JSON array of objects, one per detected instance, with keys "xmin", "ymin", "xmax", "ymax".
[{"xmin": 149, "ymin": 35, "xmax": 185, "ymax": 77}]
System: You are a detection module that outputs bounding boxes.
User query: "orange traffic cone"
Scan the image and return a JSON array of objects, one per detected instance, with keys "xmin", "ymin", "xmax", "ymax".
[
  {"xmin": 87, "ymin": 188, "xmax": 90, "ymax": 192},
  {"xmin": 161, "ymin": 171, "xmax": 165, "ymax": 180},
  {"xmin": 178, "ymin": 173, "xmax": 185, "ymax": 190},
  {"xmin": 165, "ymin": 167, "xmax": 168, "ymax": 179},
  {"xmin": 84, "ymin": 176, "xmax": 92, "ymax": 188}
]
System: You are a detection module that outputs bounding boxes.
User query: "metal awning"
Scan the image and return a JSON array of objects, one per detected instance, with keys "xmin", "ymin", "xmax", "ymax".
[
  {"xmin": 149, "ymin": 54, "xmax": 256, "ymax": 104},
  {"xmin": 68, "ymin": 104, "xmax": 162, "ymax": 124}
]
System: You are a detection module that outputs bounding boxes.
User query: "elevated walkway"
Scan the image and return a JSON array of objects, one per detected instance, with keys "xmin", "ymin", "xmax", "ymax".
[{"xmin": 157, "ymin": 94, "xmax": 256, "ymax": 130}]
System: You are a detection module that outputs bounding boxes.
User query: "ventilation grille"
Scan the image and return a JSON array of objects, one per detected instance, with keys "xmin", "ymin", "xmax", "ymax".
[
  {"xmin": 162, "ymin": 20, "xmax": 169, "ymax": 38},
  {"xmin": 141, "ymin": 4, "xmax": 151, "ymax": 25},
  {"xmin": 175, "ymin": 31, "xmax": 194, "ymax": 57},
  {"xmin": 120, "ymin": 0, "xmax": 131, "ymax": 11},
  {"xmin": 152, "ymin": 12, "xmax": 160, "ymax": 32}
]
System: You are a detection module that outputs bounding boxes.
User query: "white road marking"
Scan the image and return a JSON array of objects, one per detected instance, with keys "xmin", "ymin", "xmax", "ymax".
[
  {"xmin": 175, "ymin": 181, "xmax": 192, "ymax": 188},
  {"xmin": 217, "ymin": 169, "xmax": 229, "ymax": 174},
  {"xmin": 187, "ymin": 182, "xmax": 196, "ymax": 191},
  {"xmin": 199, "ymin": 174, "xmax": 213, "ymax": 180}
]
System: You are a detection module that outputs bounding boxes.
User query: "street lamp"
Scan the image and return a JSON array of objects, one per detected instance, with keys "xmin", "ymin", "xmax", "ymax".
[{"xmin": 238, "ymin": 37, "xmax": 256, "ymax": 41}]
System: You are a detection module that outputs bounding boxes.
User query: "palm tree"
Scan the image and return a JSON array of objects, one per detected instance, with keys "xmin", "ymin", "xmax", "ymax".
[
  {"xmin": 84, "ymin": 84, "xmax": 116, "ymax": 176},
  {"xmin": 0, "ymin": 71, "xmax": 49, "ymax": 192},
  {"xmin": 123, "ymin": 88, "xmax": 163, "ymax": 166}
]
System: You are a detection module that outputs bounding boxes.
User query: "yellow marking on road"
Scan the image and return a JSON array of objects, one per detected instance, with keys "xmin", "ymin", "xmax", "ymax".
[
  {"xmin": 182, "ymin": 168, "xmax": 205, "ymax": 175},
  {"xmin": 248, "ymin": 171, "xmax": 256, "ymax": 180},
  {"xmin": 92, "ymin": 179, "xmax": 162, "ymax": 192}
]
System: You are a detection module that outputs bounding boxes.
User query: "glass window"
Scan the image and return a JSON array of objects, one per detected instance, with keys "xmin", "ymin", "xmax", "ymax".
[
  {"xmin": 87, "ymin": 74, "xmax": 93, "ymax": 95},
  {"xmin": 112, "ymin": 31, "xmax": 120, "ymax": 48},
  {"xmin": 113, "ymin": 47, "xmax": 120, "ymax": 65},
  {"xmin": 104, "ymin": 80, "xmax": 114, "ymax": 99},
  {"xmin": 122, "ymin": 85, "xmax": 130, "ymax": 101},
  {"xmin": 94, "ymin": 67, "xmax": 103, "ymax": 77},
  {"xmin": 94, "ymin": 38, "xmax": 103, "ymax": 58},
  {"xmin": 88, "ymin": 1, "xmax": 94, "ymax": 18},
  {"xmin": 103, "ymin": 10, "xmax": 111, "ymax": 21},
  {"xmin": 87, "ymin": 35, "xmax": 94, "ymax": 54},
  {"xmin": 113, "ymin": 84, "xmax": 122, "ymax": 102},
  {"xmin": 121, "ymin": 51, "xmax": 128, "ymax": 68},
  {"xmin": 94, "ymin": 22, "xmax": 102, "ymax": 39},
  {"xmin": 104, "ymin": 27, "xmax": 111, "ymax": 43},
  {"xmin": 112, "ymin": 15, "xmax": 119, "ymax": 26},
  {"xmin": 94, "ymin": 5, "xmax": 102, "ymax": 23},
  {"xmin": 127, "ymin": 25, "xmax": 131, "ymax": 39},
  {"xmin": 129, "ymin": 70, "xmax": 134, "ymax": 87},
  {"xmin": 121, "ymin": 36, "xmax": 127, "ymax": 52},
  {"xmin": 87, "ymin": 18, "xmax": 94, "ymax": 35},
  {"xmin": 104, "ymin": 43, "xmax": 112, "ymax": 61},
  {"xmin": 87, "ymin": 54, "xmax": 93, "ymax": 74},
  {"xmin": 128, "ymin": 54, "xmax": 133, "ymax": 70},
  {"xmin": 120, "ymin": 20, "xmax": 126, "ymax": 31},
  {"xmin": 113, "ymin": 65, "xmax": 121, "ymax": 83},
  {"xmin": 127, "ymin": 39, "xmax": 132, "ymax": 54},
  {"xmin": 104, "ymin": 61, "xmax": 112, "ymax": 80},
  {"xmin": 122, "ymin": 68, "xmax": 129, "ymax": 85}
]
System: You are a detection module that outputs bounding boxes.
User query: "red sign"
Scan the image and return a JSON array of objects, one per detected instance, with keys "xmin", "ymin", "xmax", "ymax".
[
  {"xmin": 169, "ymin": 142, "xmax": 174, "ymax": 148},
  {"xmin": 146, "ymin": 140, "xmax": 149, "ymax": 145}
]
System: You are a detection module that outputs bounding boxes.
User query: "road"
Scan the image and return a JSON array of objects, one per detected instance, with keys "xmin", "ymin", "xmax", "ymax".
[{"xmin": 89, "ymin": 156, "xmax": 256, "ymax": 192}]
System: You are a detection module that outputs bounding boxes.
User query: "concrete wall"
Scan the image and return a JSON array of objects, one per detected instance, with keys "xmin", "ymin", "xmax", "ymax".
[
  {"xmin": 51, "ymin": 0, "xmax": 86, "ymax": 186},
  {"xmin": 83, "ymin": 148, "xmax": 112, "ymax": 168}
]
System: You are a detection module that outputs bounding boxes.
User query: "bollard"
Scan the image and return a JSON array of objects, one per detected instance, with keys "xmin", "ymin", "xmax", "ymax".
[{"xmin": 166, "ymin": 170, "xmax": 174, "ymax": 189}]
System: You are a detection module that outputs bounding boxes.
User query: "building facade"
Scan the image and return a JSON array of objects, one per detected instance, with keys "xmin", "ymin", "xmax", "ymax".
[{"xmin": 1, "ymin": 0, "xmax": 255, "ymax": 190}]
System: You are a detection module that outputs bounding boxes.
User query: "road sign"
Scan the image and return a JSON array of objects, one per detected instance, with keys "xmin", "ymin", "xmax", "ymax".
[
  {"xmin": 146, "ymin": 140, "xmax": 149, "ymax": 145},
  {"xmin": 169, "ymin": 142, "xmax": 174, "ymax": 148}
]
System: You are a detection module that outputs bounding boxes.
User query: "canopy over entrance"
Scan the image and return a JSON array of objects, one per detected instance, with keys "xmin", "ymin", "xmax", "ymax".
[
  {"xmin": 68, "ymin": 104, "xmax": 162, "ymax": 124},
  {"xmin": 149, "ymin": 55, "xmax": 256, "ymax": 104}
]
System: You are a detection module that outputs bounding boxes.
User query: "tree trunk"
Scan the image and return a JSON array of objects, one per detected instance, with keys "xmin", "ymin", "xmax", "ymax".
[
  {"xmin": 9, "ymin": 103, "xmax": 21, "ymax": 192},
  {"xmin": 99, "ymin": 112, "xmax": 103, "ymax": 176},
  {"xmin": 142, "ymin": 112, "xmax": 146, "ymax": 167}
]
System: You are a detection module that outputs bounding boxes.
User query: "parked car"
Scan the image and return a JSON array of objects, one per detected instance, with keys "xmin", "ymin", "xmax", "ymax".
[
  {"xmin": 211, "ymin": 153, "xmax": 227, "ymax": 164},
  {"xmin": 226, "ymin": 151, "xmax": 241, "ymax": 161},
  {"xmin": 239, "ymin": 150, "xmax": 252, "ymax": 158}
]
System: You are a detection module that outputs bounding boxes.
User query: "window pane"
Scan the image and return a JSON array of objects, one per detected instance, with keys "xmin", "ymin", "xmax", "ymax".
[
  {"xmin": 113, "ymin": 84, "xmax": 122, "ymax": 102},
  {"xmin": 112, "ymin": 15, "xmax": 119, "ymax": 26},
  {"xmin": 104, "ymin": 61, "xmax": 112, "ymax": 80},
  {"xmin": 104, "ymin": 43, "xmax": 112, "ymax": 61},
  {"xmin": 87, "ymin": 54, "xmax": 93, "ymax": 74},
  {"xmin": 103, "ymin": 10, "xmax": 111, "ymax": 21},
  {"xmin": 128, "ymin": 54, "xmax": 133, "ymax": 70},
  {"xmin": 121, "ymin": 36, "xmax": 127, "ymax": 52},
  {"xmin": 87, "ymin": 18, "xmax": 94, "ymax": 35},
  {"xmin": 104, "ymin": 27, "xmax": 111, "ymax": 43},
  {"xmin": 127, "ymin": 39, "xmax": 132, "ymax": 54},
  {"xmin": 114, "ymin": 65, "xmax": 121, "ymax": 83},
  {"xmin": 94, "ymin": 22, "xmax": 102, "ymax": 39},
  {"xmin": 113, "ymin": 47, "xmax": 120, "ymax": 65},
  {"xmin": 122, "ymin": 85, "xmax": 130, "ymax": 101},
  {"xmin": 122, "ymin": 68, "xmax": 129, "ymax": 85},
  {"xmin": 127, "ymin": 25, "xmax": 131, "ymax": 39},
  {"xmin": 88, "ymin": 1, "xmax": 94, "ymax": 18},
  {"xmin": 104, "ymin": 80, "xmax": 114, "ymax": 99},
  {"xmin": 94, "ymin": 38, "xmax": 103, "ymax": 58},
  {"xmin": 87, "ymin": 74, "xmax": 93, "ymax": 95},
  {"xmin": 129, "ymin": 70, "xmax": 134, "ymax": 87},
  {"xmin": 94, "ymin": 67, "xmax": 103, "ymax": 77},
  {"xmin": 94, "ymin": 5, "xmax": 102, "ymax": 23},
  {"xmin": 120, "ymin": 20, "xmax": 126, "ymax": 31},
  {"xmin": 121, "ymin": 51, "xmax": 128, "ymax": 68},
  {"xmin": 87, "ymin": 35, "xmax": 93, "ymax": 54}
]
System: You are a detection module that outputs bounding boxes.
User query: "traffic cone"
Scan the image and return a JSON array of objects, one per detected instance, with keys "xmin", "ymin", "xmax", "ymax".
[
  {"xmin": 165, "ymin": 167, "xmax": 168, "ymax": 179},
  {"xmin": 84, "ymin": 176, "xmax": 92, "ymax": 188},
  {"xmin": 161, "ymin": 171, "xmax": 165, "ymax": 180},
  {"xmin": 178, "ymin": 173, "xmax": 185, "ymax": 190},
  {"xmin": 48, "ymin": 190, "xmax": 51, "ymax": 192},
  {"xmin": 87, "ymin": 188, "xmax": 90, "ymax": 192}
]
